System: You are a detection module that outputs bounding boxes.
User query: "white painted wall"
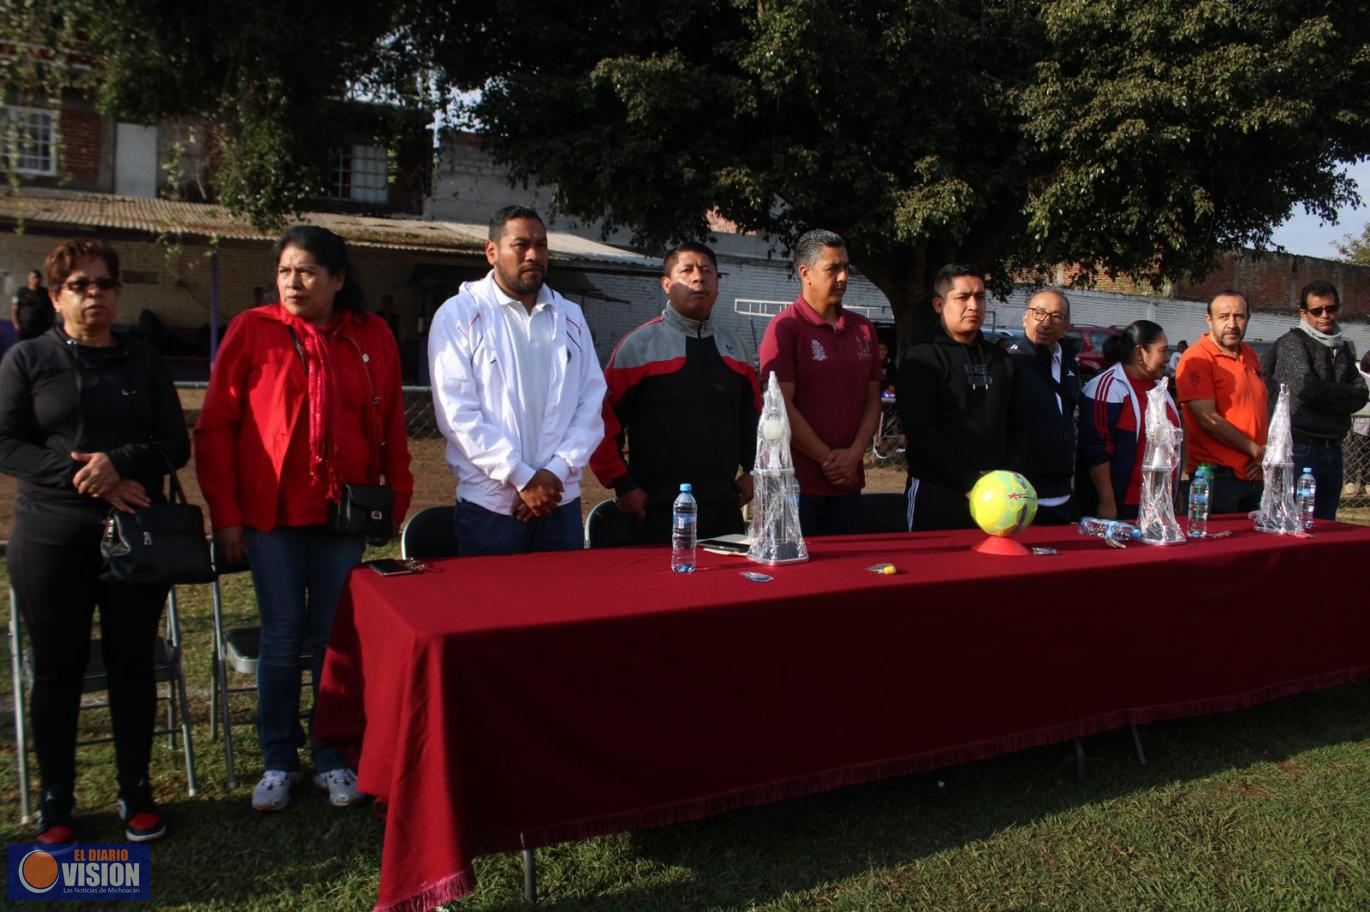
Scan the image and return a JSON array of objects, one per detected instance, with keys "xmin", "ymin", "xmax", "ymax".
[
  {"xmin": 114, "ymin": 123, "xmax": 158, "ymax": 198},
  {"xmin": 993, "ymin": 287, "xmax": 1370, "ymax": 354}
]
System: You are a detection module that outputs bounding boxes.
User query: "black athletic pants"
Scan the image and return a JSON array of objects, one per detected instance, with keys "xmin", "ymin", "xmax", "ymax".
[{"xmin": 8, "ymin": 506, "xmax": 167, "ymax": 801}]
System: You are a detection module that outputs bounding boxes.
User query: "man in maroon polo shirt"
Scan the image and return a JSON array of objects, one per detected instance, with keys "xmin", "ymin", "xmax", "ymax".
[{"xmin": 758, "ymin": 229, "xmax": 883, "ymax": 535}]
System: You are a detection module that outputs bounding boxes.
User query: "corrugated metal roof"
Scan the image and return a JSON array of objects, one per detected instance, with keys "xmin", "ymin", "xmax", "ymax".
[{"xmin": 0, "ymin": 188, "xmax": 659, "ymax": 269}]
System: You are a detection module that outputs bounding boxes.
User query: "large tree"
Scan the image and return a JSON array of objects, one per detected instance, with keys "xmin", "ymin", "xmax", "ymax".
[
  {"xmin": 422, "ymin": 0, "xmax": 1370, "ymax": 337},
  {"xmin": 7, "ymin": 1, "xmax": 1370, "ymax": 338}
]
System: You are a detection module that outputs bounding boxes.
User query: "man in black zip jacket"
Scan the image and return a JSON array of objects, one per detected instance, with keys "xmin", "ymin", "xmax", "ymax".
[
  {"xmin": 1005, "ymin": 289, "xmax": 1080, "ymax": 524},
  {"xmin": 898, "ymin": 264, "xmax": 1015, "ymax": 531},
  {"xmin": 1261, "ymin": 279, "xmax": 1368, "ymax": 520}
]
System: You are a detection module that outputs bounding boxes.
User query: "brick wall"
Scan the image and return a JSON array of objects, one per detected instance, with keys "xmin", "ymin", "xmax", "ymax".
[
  {"xmin": 58, "ymin": 108, "xmax": 103, "ymax": 187},
  {"xmin": 1176, "ymin": 251, "xmax": 1370, "ymax": 319}
]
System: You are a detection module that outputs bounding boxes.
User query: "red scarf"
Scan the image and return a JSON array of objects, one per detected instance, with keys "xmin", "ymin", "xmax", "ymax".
[{"xmin": 282, "ymin": 309, "xmax": 343, "ymax": 502}]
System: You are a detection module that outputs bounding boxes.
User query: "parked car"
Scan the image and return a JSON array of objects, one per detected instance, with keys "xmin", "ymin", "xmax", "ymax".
[
  {"xmin": 1246, "ymin": 339, "xmax": 1276, "ymax": 363},
  {"xmin": 1067, "ymin": 325, "xmax": 1123, "ymax": 379},
  {"xmin": 987, "ymin": 328, "xmax": 1030, "ymax": 351}
]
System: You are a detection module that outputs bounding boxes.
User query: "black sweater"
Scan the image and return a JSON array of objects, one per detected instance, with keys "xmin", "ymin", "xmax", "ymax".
[
  {"xmin": 1261, "ymin": 327, "xmax": 1368, "ymax": 441},
  {"xmin": 0, "ymin": 327, "xmax": 189, "ymax": 522},
  {"xmin": 898, "ymin": 325, "xmax": 1014, "ymax": 494}
]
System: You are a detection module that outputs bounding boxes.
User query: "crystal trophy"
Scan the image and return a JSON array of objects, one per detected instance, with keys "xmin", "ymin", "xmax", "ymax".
[
  {"xmin": 1137, "ymin": 379, "xmax": 1185, "ymax": 544},
  {"xmin": 1254, "ymin": 382, "xmax": 1301, "ymax": 534},
  {"xmin": 747, "ymin": 372, "xmax": 809, "ymax": 565}
]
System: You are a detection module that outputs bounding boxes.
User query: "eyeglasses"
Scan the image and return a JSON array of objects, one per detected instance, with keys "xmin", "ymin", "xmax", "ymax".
[
  {"xmin": 1027, "ymin": 307, "xmax": 1067, "ymax": 323},
  {"xmin": 1304, "ymin": 303, "xmax": 1341, "ymax": 317},
  {"xmin": 63, "ymin": 277, "xmax": 121, "ymax": 294}
]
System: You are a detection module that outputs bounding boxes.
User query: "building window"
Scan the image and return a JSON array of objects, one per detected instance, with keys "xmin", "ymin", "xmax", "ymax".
[
  {"xmin": 330, "ymin": 144, "xmax": 389, "ymax": 204},
  {"xmin": 1, "ymin": 106, "xmax": 57, "ymax": 176}
]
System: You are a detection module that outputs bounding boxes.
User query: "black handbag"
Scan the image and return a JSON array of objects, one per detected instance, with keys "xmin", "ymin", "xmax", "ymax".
[
  {"xmin": 329, "ymin": 483, "xmax": 395, "ymax": 540},
  {"xmin": 100, "ymin": 471, "xmax": 215, "ymax": 585}
]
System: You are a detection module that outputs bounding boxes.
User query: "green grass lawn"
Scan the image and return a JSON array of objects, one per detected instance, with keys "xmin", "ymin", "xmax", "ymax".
[{"xmin": 3, "ymin": 552, "xmax": 1369, "ymax": 911}]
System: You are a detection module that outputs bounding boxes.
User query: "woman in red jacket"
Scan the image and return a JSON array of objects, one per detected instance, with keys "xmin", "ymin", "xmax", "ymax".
[{"xmin": 195, "ymin": 226, "xmax": 412, "ymax": 812}]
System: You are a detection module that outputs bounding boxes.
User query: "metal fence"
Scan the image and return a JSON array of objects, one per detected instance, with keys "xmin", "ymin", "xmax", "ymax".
[
  {"xmin": 173, "ymin": 384, "xmax": 1370, "ymax": 515},
  {"xmin": 1341, "ymin": 429, "xmax": 1370, "ymax": 511}
]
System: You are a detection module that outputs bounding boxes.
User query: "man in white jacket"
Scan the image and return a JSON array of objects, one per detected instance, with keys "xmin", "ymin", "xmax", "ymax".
[{"xmin": 428, "ymin": 206, "xmax": 607, "ymax": 554}]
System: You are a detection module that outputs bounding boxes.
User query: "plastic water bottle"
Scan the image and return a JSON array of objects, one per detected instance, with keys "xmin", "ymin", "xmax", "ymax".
[
  {"xmin": 1296, "ymin": 467, "xmax": 1316, "ymax": 530},
  {"xmin": 1077, "ymin": 517, "xmax": 1142, "ymax": 542},
  {"xmin": 1187, "ymin": 465, "xmax": 1211, "ymax": 539},
  {"xmin": 671, "ymin": 483, "xmax": 698, "ymax": 573}
]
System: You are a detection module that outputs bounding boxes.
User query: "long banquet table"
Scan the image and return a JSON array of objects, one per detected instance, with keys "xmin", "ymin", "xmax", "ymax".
[{"xmin": 315, "ymin": 518, "xmax": 1370, "ymax": 912}]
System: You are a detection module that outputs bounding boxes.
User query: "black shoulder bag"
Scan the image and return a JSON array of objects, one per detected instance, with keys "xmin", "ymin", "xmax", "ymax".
[{"xmin": 101, "ymin": 468, "xmax": 215, "ymax": 584}]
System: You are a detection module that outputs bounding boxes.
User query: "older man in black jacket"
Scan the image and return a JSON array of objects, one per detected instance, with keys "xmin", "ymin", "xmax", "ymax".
[
  {"xmin": 1262, "ymin": 280, "xmax": 1368, "ymax": 521},
  {"xmin": 1005, "ymin": 290, "xmax": 1080, "ymax": 524}
]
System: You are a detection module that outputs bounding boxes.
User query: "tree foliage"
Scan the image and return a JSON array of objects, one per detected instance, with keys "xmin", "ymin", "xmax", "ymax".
[
  {"xmin": 1337, "ymin": 223, "xmax": 1370, "ymax": 265},
  {"xmin": 1, "ymin": 0, "xmax": 434, "ymax": 228},
  {"xmin": 426, "ymin": 0, "xmax": 1370, "ymax": 333},
  {"xmin": 6, "ymin": 0, "xmax": 1370, "ymax": 332}
]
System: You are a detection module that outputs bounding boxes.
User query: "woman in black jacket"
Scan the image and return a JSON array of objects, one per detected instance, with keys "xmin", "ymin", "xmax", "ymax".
[{"xmin": 0, "ymin": 239, "xmax": 189, "ymax": 845}]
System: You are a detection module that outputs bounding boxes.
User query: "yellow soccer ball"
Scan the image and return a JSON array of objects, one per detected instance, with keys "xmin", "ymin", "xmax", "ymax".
[{"xmin": 969, "ymin": 470, "xmax": 1038, "ymax": 537}]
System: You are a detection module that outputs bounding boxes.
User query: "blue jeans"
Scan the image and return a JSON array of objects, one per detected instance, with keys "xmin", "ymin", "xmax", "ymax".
[
  {"xmin": 245, "ymin": 526, "xmax": 365, "ymax": 773},
  {"xmin": 1293, "ymin": 442, "xmax": 1343, "ymax": 521},
  {"xmin": 455, "ymin": 498, "xmax": 583, "ymax": 555},
  {"xmin": 798, "ymin": 493, "xmax": 863, "ymax": 537}
]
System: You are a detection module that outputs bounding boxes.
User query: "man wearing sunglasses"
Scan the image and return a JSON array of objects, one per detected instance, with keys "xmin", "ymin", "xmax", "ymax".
[{"xmin": 1261, "ymin": 280, "xmax": 1368, "ymax": 520}]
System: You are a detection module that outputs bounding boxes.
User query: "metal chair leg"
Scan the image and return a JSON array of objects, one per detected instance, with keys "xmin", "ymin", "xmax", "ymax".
[
  {"xmin": 1130, "ymin": 724, "xmax": 1147, "ymax": 766},
  {"xmin": 175, "ymin": 652, "xmax": 198, "ymax": 797},
  {"xmin": 165, "ymin": 590, "xmax": 178, "ymax": 750},
  {"xmin": 208, "ymin": 651, "xmax": 219, "ymax": 740},
  {"xmin": 521, "ymin": 836, "xmax": 537, "ymax": 906},
  {"xmin": 10, "ymin": 590, "xmax": 33, "ymax": 824},
  {"xmin": 209, "ymin": 568, "xmax": 239, "ymax": 789},
  {"xmin": 1073, "ymin": 737, "xmax": 1086, "ymax": 783}
]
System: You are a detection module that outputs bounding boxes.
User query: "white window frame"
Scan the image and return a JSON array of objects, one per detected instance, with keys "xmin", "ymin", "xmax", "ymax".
[
  {"xmin": 349, "ymin": 144, "xmax": 388, "ymax": 204},
  {"xmin": 329, "ymin": 143, "xmax": 389, "ymax": 204},
  {"xmin": 1, "ymin": 105, "xmax": 58, "ymax": 176}
]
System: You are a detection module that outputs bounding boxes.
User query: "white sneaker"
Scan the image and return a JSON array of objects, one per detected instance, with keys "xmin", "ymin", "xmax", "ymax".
[
  {"xmin": 252, "ymin": 770, "xmax": 303, "ymax": 812},
  {"xmin": 313, "ymin": 768, "xmax": 363, "ymax": 807}
]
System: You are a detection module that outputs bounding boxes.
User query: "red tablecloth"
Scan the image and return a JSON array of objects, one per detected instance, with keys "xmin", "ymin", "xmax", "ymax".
[{"xmin": 315, "ymin": 518, "xmax": 1370, "ymax": 912}]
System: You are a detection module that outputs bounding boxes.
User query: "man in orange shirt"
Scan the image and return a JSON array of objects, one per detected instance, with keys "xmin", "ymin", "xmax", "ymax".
[{"xmin": 1175, "ymin": 289, "xmax": 1269, "ymax": 513}]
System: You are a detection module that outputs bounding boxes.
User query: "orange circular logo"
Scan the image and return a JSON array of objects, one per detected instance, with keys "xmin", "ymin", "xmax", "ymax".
[{"xmin": 19, "ymin": 849, "xmax": 59, "ymax": 893}]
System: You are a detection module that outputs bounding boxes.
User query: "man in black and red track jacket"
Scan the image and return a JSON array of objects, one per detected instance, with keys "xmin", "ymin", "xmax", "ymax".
[{"xmin": 590, "ymin": 242, "xmax": 761, "ymax": 544}]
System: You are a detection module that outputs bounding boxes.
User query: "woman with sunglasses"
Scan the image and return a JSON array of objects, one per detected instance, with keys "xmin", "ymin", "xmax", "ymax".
[
  {"xmin": 1261, "ymin": 280, "xmax": 1369, "ymax": 521},
  {"xmin": 0, "ymin": 239, "xmax": 189, "ymax": 844}
]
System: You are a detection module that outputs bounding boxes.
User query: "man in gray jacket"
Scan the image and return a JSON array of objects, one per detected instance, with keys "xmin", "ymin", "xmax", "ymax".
[{"xmin": 1262, "ymin": 280, "xmax": 1369, "ymax": 520}]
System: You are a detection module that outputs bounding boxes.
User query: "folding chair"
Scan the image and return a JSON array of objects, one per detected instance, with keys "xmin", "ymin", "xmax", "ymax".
[
  {"xmin": 400, "ymin": 505, "xmax": 459, "ymax": 559},
  {"xmin": 584, "ymin": 498, "xmax": 633, "ymax": 549},
  {"xmin": 9, "ymin": 586, "xmax": 198, "ymax": 824},
  {"xmin": 207, "ymin": 543, "xmax": 319, "ymax": 790}
]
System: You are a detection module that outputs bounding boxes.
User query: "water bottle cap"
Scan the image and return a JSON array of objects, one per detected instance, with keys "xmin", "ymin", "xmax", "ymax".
[
  {"xmin": 1303, "ymin": 467, "xmax": 1312, "ymax": 474},
  {"xmin": 679, "ymin": 483, "xmax": 692, "ymax": 493}
]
